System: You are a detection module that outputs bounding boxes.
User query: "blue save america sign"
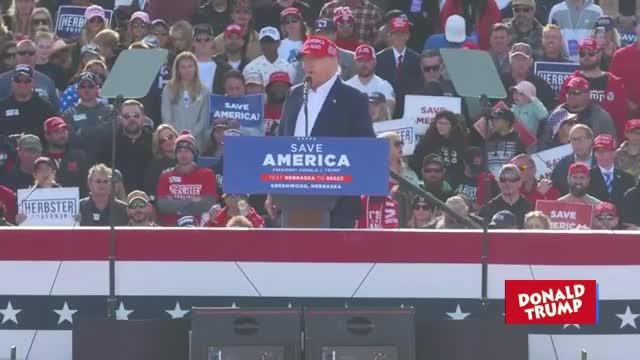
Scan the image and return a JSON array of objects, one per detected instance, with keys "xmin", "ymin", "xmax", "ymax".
[
  {"xmin": 534, "ymin": 62, "xmax": 579, "ymax": 96},
  {"xmin": 223, "ymin": 136, "xmax": 389, "ymax": 196},
  {"xmin": 55, "ymin": 6, "xmax": 113, "ymax": 41},
  {"xmin": 210, "ymin": 94, "xmax": 264, "ymax": 136}
]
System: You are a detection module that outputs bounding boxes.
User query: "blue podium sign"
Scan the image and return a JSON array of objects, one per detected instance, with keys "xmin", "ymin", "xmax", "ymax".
[{"xmin": 223, "ymin": 137, "xmax": 390, "ymax": 196}]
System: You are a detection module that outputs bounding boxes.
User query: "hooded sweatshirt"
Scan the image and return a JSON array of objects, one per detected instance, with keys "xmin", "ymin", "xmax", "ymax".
[{"xmin": 548, "ymin": 0, "xmax": 604, "ymax": 62}]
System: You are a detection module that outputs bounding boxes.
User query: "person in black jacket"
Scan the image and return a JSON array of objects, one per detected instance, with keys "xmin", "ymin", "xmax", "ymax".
[
  {"xmin": 144, "ymin": 124, "xmax": 178, "ymax": 203},
  {"xmin": 479, "ymin": 164, "xmax": 532, "ymax": 228},
  {"xmin": 620, "ymin": 181, "xmax": 640, "ymax": 229},
  {"xmin": 587, "ymin": 134, "xmax": 635, "ymax": 210},
  {"xmin": 486, "ymin": 109, "xmax": 526, "ymax": 177},
  {"xmin": 551, "ymin": 124, "xmax": 595, "ymax": 195}
]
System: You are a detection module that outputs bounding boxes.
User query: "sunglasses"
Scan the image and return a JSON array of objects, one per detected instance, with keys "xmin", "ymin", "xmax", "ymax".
[
  {"xmin": 513, "ymin": 6, "xmax": 532, "ymax": 13},
  {"xmin": 414, "ymin": 204, "xmax": 430, "ymax": 211},
  {"xmin": 393, "ymin": 140, "xmax": 404, "ymax": 148},
  {"xmin": 517, "ymin": 164, "xmax": 529, "ymax": 172},
  {"xmin": 422, "ymin": 65, "xmax": 440, "ymax": 72},
  {"xmin": 31, "ymin": 18, "xmax": 48, "ymax": 25},
  {"xmin": 579, "ymin": 50, "xmax": 598, "ymax": 58},
  {"xmin": 13, "ymin": 77, "xmax": 32, "ymax": 84},
  {"xmin": 159, "ymin": 134, "xmax": 176, "ymax": 144},
  {"xmin": 195, "ymin": 37, "xmax": 212, "ymax": 43},
  {"xmin": 283, "ymin": 17, "xmax": 299, "ymax": 24},
  {"xmin": 568, "ymin": 89, "xmax": 586, "ymax": 96},
  {"xmin": 88, "ymin": 17, "xmax": 104, "ymax": 24},
  {"xmin": 499, "ymin": 177, "xmax": 521, "ymax": 183},
  {"xmin": 78, "ymin": 84, "xmax": 96, "ymax": 89},
  {"xmin": 122, "ymin": 113, "xmax": 141, "ymax": 119},
  {"xmin": 422, "ymin": 167, "xmax": 443, "ymax": 173},
  {"xmin": 596, "ymin": 214, "xmax": 615, "ymax": 221},
  {"xmin": 131, "ymin": 22, "xmax": 148, "ymax": 28},
  {"xmin": 128, "ymin": 200, "xmax": 148, "ymax": 209},
  {"xmin": 17, "ymin": 50, "xmax": 36, "ymax": 56}
]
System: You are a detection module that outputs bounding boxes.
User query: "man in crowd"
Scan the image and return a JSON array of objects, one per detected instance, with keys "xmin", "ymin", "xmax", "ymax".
[
  {"xmin": 559, "ymin": 38, "xmax": 628, "ymax": 140},
  {"xmin": 417, "ymin": 50, "xmax": 455, "ymax": 96},
  {"xmin": 345, "ymin": 44, "xmax": 395, "ymax": 115},
  {"xmin": 264, "ymin": 71, "xmax": 291, "ymax": 136},
  {"xmin": 298, "ymin": 18, "xmax": 356, "ymax": 82},
  {"xmin": 126, "ymin": 190, "xmax": 158, "ymax": 227},
  {"xmin": 548, "ymin": 0, "xmax": 603, "ymax": 62},
  {"xmin": 505, "ymin": 0, "xmax": 544, "ymax": 58},
  {"xmin": 616, "ymin": 119, "xmax": 640, "ymax": 181},
  {"xmin": 215, "ymin": 24, "xmax": 250, "ymax": 72},
  {"xmin": 620, "ymin": 175, "xmax": 640, "ymax": 229},
  {"xmin": 243, "ymin": 26, "xmax": 295, "ymax": 87},
  {"xmin": 319, "ymin": 0, "xmax": 384, "ymax": 44},
  {"xmin": 61, "ymin": 71, "xmax": 112, "ymax": 162},
  {"xmin": 42, "ymin": 117, "xmax": 90, "ymax": 196},
  {"xmin": 587, "ymin": 134, "xmax": 635, "ymax": 209},
  {"xmin": 0, "ymin": 65, "xmax": 57, "ymax": 142},
  {"xmin": 417, "ymin": 154, "xmax": 455, "ymax": 202},
  {"xmin": 244, "ymin": 72, "xmax": 264, "ymax": 95},
  {"xmin": 558, "ymin": 162, "xmax": 601, "ymax": 206},
  {"xmin": 156, "ymin": 130, "xmax": 218, "ymax": 226},
  {"xmin": 98, "ymin": 100, "xmax": 153, "ymax": 193},
  {"xmin": 0, "ymin": 40, "xmax": 58, "ymax": 108},
  {"xmin": 510, "ymin": 154, "xmax": 560, "ymax": 204},
  {"xmin": 375, "ymin": 16, "xmax": 421, "ymax": 118},
  {"xmin": 559, "ymin": 77, "xmax": 616, "ymax": 137},
  {"xmin": 610, "ymin": 20, "xmax": 640, "ymax": 117},
  {"xmin": 479, "ymin": 164, "xmax": 532, "ymax": 228},
  {"xmin": 0, "ymin": 135, "xmax": 41, "ymax": 191},
  {"xmin": 193, "ymin": 23, "xmax": 233, "ymax": 95},
  {"xmin": 501, "ymin": 43, "xmax": 556, "ymax": 111},
  {"xmin": 537, "ymin": 24, "xmax": 571, "ymax": 62},
  {"xmin": 488, "ymin": 23, "xmax": 512, "ymax": 75},
  {"xmin": 551, "ymin": 124, "xmax": 595, "ymax": 194},
  {"xmin": 592, "ymin": 202, "xmax": 620, "ymax": 230},
  {"xmin": 79, "ymin": 164, "xmax": 128, "ymax": 226}
]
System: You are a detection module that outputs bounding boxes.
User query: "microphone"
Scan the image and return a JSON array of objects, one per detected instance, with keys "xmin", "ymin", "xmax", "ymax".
[{"xmin": 303, "ymin": 76, "xmax": 311, "ymax": 136}]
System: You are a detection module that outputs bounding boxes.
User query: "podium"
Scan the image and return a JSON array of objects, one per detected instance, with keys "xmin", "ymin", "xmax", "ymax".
[{"xmin": 223, "ymin": 136, "xmax": 390, "ymax": 228}]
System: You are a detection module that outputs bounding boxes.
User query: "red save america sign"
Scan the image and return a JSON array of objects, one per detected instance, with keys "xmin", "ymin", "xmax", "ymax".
[{"xmin": 505, "ymin": 280, "xmax": 598, "ymax": 325}]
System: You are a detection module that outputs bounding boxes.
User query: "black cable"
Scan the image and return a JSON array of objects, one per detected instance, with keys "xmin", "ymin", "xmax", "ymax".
[
  {"xmin": 527, "ymin": 264, "xmax": 561, "ymax": 360},
  {"xmin": 233, "ymin": 261, "xmax": 262, "ymax": 296},
  {"xmin": 349, "ymin": 263, "xmax": 377, "ymax": 299}
]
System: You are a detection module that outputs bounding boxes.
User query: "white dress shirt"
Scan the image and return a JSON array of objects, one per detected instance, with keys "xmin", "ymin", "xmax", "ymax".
[
  {"xmin": 393, "ymin": 47, "xmax": 406, "ymax": 66},
  {"xmin": 345, "ymin": 74, "xmax": 395, "ymax": 102},
  {"xmin": 294, "ymin": 73, "xmax": 339, "ymax": 137},
  {"xmin": 599, "ymin": 165, "xmax": 614, "ymax": 181}
]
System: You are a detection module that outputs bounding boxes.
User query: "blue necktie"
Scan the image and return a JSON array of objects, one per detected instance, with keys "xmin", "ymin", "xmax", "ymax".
[{"xmin": 603, "ymin": 172, "xmax": 613, "ymax": 194}]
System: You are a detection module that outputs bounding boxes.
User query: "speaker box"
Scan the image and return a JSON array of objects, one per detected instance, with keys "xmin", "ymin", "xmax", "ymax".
[
  {"xmin": 190, "ymin": 307, "xmax": 303, "ymax": 360},
  {"xmin": 304, "ymin": 308, "xmax": 415, "ymax": 360},
  {"xmin": 72, "ymin": 319, "xmax": 189, "ymax": 360}
]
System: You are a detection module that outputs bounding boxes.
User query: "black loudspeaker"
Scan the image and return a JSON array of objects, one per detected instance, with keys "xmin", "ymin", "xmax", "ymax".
[
  {"xmin": 72, "ymin": 319, "xmax": 189, "ymax": 360},
  {"xmin": 190, "ymin": 307, "xmax": 303, "ymax": 360},
  {"xmin": 418, "ymin": 320, "xmax": 528, "ymax": 360},
  {"xmin": 304, "ymin": 308, "xmax": 415, "ymax": 360}
]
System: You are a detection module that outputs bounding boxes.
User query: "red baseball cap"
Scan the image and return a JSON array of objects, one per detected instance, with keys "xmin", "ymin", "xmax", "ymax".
[
  {"xmin": 579, "ymin": 38, "xmax": 598, "ymax": 52},
  {"xmin": 389, "ymin": 17, "xmax": 410, "ymax": 32},
  {"xmin": 280, "ymin": 7, "xmax": 301, "ymax": 19},
  {"xmin": 268, "ymin": 71, "xmax": 291, "ymax": 86},
  {"xmin": 567, "ymin": 77, "xmax": 590, "ymax": 92},
  {"xmin": 224, "ymin": 24, "xmax": 243, "ymax": 36},
  {"xmin": 625, "ymin": 119, "xmax": 640, "ymax": 132},
  {"xmin": 299, "ymin": 35, "xmax": 337, "ymax": 58},
  {"xmin": 593, "ymin": 134, "xmax": 616, "ymax": 151},
  {"xmin": 595, "ymin": 202, "xmax": 618, "ymax": 217},
  {"xmin": 355, "ymin": 44, "xmax": 375, "ymax": 61},
  {"xmin": 44, "ymin": 117, "xmax": 68, "ymax": 134},
  {"xmin": 568, "ymin": 162, "xmax": 590, "ymax": 176}
]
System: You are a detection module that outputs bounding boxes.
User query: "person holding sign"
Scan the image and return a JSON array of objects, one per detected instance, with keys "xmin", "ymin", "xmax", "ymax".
[
  {"xmin": 277, "ymin": 35, "xmax": 375, "ymax": 228},
  {"xmin": 510, "ymin": 154, "xmax": 560, "ymax": 203},
  {"xmin": 587, "ymin": 134, "xmax": 634, "ymax": 209},
  {"xmin": 558, "ymin": 162, "xmax": 601, "ymax": 206},
  {"xmin": 14, "ymin": 156, "xmax": 60, "ymax": 225},
  {"xmin": 539, "ymin": 24, "xmax": 572, "ymax": 63}
]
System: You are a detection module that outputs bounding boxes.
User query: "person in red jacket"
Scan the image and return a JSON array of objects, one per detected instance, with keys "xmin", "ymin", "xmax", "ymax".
[
  {"xmin": 0, "ymin": 184, "xmax": 16, "ymax": 225},
  {"xmin": 207, "ymin": 194, "xmax": 265, "ymax": 228},
  {"xmin": 357, "ymin": 182, "xmax": 400, "ymax": 229},
  {"xmin": 510, "ymin": 154, "xmax": 560, "ymax": 205},
  {"xmin": 440, "ymin": 0, "xmax": 501, "ymax": 50},
  {"xmin": 156, "ymin": 130, "xmax": 218, "ymax": 226},
  {"xmin": 558, "ymin": 38, "xmax": 629, "ymax": 141}
]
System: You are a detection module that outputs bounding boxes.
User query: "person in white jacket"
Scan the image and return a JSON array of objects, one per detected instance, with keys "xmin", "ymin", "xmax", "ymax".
[
  {"xmin": 548, "ymin": 0, "xmax": 603, "ymax": 62},
  {"xmin": 161, "ymin": 52, "xmax": 211, "ymax": 152}
]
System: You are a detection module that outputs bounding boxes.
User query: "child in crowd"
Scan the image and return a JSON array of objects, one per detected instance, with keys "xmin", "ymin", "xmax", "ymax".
[
  {"xmin": 510, "ymin": 80, "xmax": 548, "ymax": 136},
  {"xmin": 486, "ymin": 109, "xmax": 526, "ymax": 177}
]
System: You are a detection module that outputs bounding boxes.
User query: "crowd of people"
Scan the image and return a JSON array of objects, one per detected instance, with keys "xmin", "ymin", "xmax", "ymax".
[{"xmin": 0, "ymin": 0, "xmax": 639, "ymax": 230}]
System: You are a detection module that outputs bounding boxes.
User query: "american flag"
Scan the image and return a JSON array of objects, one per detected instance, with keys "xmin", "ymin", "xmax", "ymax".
[{"xmin": 1, "ymin": 228, "xmax": 639, "ymax": 360}]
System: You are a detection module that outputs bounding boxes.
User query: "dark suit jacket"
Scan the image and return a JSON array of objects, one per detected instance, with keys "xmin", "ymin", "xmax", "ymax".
[
  {"xmin": 587, "ymin": 167, "xmax": 635, "ymax": 209},
  {"xmin": 375, "ymin": 47, "xmax": 423, "ymax": 118},
  {"xmin": 278, "ymin": 77, "xmax": 375, "ymax": 227}
]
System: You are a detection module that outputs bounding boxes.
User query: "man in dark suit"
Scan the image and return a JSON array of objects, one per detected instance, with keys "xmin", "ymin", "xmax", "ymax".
[
  {"xmin": 375, "ymin": 17, "xmax": 422, "ymax": 118},
  {"xmin": 278, "ymin": 35, "xmax": 376, "ymax": 228},
  {"xmin": 587, "ymin": 134, "xmax": 635, "ymax": 209},
  {"xmin": 551, "ymin": 124, "xmax": 595, "ymax": 195}
]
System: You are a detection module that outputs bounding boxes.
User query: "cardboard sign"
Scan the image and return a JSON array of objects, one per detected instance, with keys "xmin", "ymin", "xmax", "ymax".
[
  {"xmin": 473, "ymin": 101, "xmax": 537, "ymax": 151},
  {"xmin": 534, "ymin": 62, "xmax": 579, "ymax": 96},
  {"xmin": 17, "ymin": 187, "xmax": 79, "ymax": 226},
  {"xmin": 209, "ymin": 94, "xmax": 265, "ymax": 136},
  {"xmin": 403, "ymin": 95, "xmax": 461, "ymax": 135},
  {"xmin": 223, "ymin": 136, "xmax": 389, "ymax": 196},
  {"xmin": 535, "ymin": 200, "xmax": 594, "ymax": 230},
  {"xmin": 373, "ymin": 118, "xmax": 416, "ymax": 155},
  {"xmin": 531, "ymin": 144, "xmax": 573, "ymax": 181},
  {"xmin": 55, "ymin": 6, "xmax": 114, "ymax": 41}
]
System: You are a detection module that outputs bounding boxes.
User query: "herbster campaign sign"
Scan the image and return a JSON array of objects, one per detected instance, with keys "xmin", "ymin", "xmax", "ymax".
[
  {"xmin": 17, "ymin": 187, "xmax": 79, "ymax": 226},
  {"xmin": 534, "ymin": 62, "xmax": 579, "ymax": 96},
  {"xmin": 373, "ymin": 118, "xmax": 416, "ymax": 155},
  {"xmin": 223, "ymin": 137, "xmax": 389, "ymax": 196},
  {"xmin": 209, "ymin": 94, "xmax": 264, "ymax": 136},
  {"xmin": 55, "ymin": 6, "xmax": 114, "ymax": 41}
]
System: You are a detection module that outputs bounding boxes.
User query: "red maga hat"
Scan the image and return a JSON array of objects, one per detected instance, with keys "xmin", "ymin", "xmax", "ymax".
[
  {"xmin": 355, "ymin": 44, "xmax": 375, "ymax": 61},
  {"xmin": 625, "ymin": 119, "xmax": 640, "ymax": 132},
  {"xmin": 568, "ymin": 162, "xmax": 590, "ymax": 176},
  {"xmin": 580, "ymin": 38, "xmax": 598, "ymax": 52},
  {"xmin": 44, "ymin": 117, "xmax": 69, "ymax": 134},
  {"xmin": 224, "ymin": 24, "xmax": 243, "ymax": 36},
  {"xmin": 389, "ymin": 17, "xmax": 410, "ymax": 32},
  {"xmin": 567, "ymin": 77, "xmax": 590, "ymax": 92},
  {"xmin": 268, "ymin": 71, "xmax": 291, "ymax": 86},
  {"xmin": 299, "ymin": 36, "xmax": 337, "ymax": 58},
  {"xmin": 280, "ymin": 7, "xmax": 301, "ymax": 19},
  {"xmin": 595, "ymin": 202, "xmax": 618, "ymax": 217},
  {"xmin": 593, "ymin": 134, "xmax": 616, "ymax": 151}
]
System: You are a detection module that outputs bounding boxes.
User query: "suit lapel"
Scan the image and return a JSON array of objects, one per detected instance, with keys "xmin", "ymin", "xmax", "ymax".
[
  {"xmin": 310, "ymin": 78, "xmax": 341, "ymax": 136},
  {"xmin": 285, "ymin": 87, "xmax": 304, "ymax": 136}
]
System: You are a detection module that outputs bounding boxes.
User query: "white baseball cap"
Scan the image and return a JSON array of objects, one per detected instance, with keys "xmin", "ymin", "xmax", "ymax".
[
  {"xmin": 259, "ymin": 26, "xmax": 281, "ymax": 41},
  {"xmin": 445, "ymin": 15, "xmax": 466, "ymax": 43}
]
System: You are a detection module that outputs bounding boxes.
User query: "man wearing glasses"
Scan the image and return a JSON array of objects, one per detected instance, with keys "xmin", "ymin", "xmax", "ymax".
[
  {"xmin": 505, "ymin": 0, "xmax": 544, "ymax": 59},
  {"xmin": 0, "ymin": 40, "xmax": 58, "ymax": 109},
  {"xmin": 558, "ymin": 38, "xmax": 628, "ymax": 141},
  {"xmin": 479, "ymin": 164, "xmax": 532, "ymax": 229},
  {"xmin": 79, "ymin": 163, "xmax": 128, "ymax": 227},
  {"xmin": 551, "ymin": 124, "xmax": 595, "ymax": 195},
  {"xmin": 417, "ymin": 49, "xmax": 455, "ymax": 96},
  {"xmin": 560, "ymin": 76, "xmax": 616, "ymax": 137}
]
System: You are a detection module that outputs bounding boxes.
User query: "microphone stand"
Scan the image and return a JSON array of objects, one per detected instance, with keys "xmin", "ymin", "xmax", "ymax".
[{"xmin": 303, "ymin": 77, "xmax": 311, "ymax": 137}]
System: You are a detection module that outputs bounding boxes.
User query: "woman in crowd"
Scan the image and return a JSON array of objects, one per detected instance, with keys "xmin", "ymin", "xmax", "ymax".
[
  {"xmin": 412, "ymin": 110, "xmax": 467, "ymax": 188},
  {"xmin": 80, "ymin": 5, "xmax": 107, "ymax": 46},
  {"xmin": 428, "ymin": 196, "xmax": 470, "ymax": 229},
  {"xmin": 278, "ymin": 7, "xmax": 306, "ymax": 64},
  {"xmin": 406, "ymin": 196, "xmax": 435, "ymax": 229},
  {"xmin": 169, "ymin": 20, "xmax": 193, "ymax": 55},
  {"xmin": 523, "ymin": 211, "xmax": 552, "ymax": 230},
  {"xmin": 213, "ymin": 0, "xmax": 261, "ymax": 61},
  {"xmin": 151, "ymin": 19, "xmax": 171, "ymax": 49},
  {"xmin": 92, "ymin": 29, "xmax": 120, "ymax": 69},
  {"xmin": 60, "ymin": 59, "xmax": 108, "ymax": 112},
  {"xmin": 144, "ymin": 124, "xmax": 178, "ymax": 202},
  {"xmin": 79, "ymin": 164, "xmax": 128, "ymax": 226},
  {"xmin": 5, "ymin": 0, "xmax": 35, "ymax": 40},
  {"xmin": 0, "ymin": 39, "xmax": 16, "ymax": 73},
  {"xmin": 128, "ymin": 11, "xmax": 150, "ymax": 45},
  {"xmin": 27, "ymin": 7, "xmax": 52, "ymax": 37},
  {"xmin": 223, "ymin": 69, "xmax": 246, "ymax": 96},
  {"xmin": 161, "ymin": 51, "xmax": 210, "ymax": 152},
  {"xmin": 592, "ymin": 16, "xmax": 620, "ymax": 71}
]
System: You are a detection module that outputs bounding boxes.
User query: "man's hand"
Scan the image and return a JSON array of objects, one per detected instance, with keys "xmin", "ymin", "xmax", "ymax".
[{"xmin": 537, "ymin": 179, "xmax": 553, "ymax": 196}]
